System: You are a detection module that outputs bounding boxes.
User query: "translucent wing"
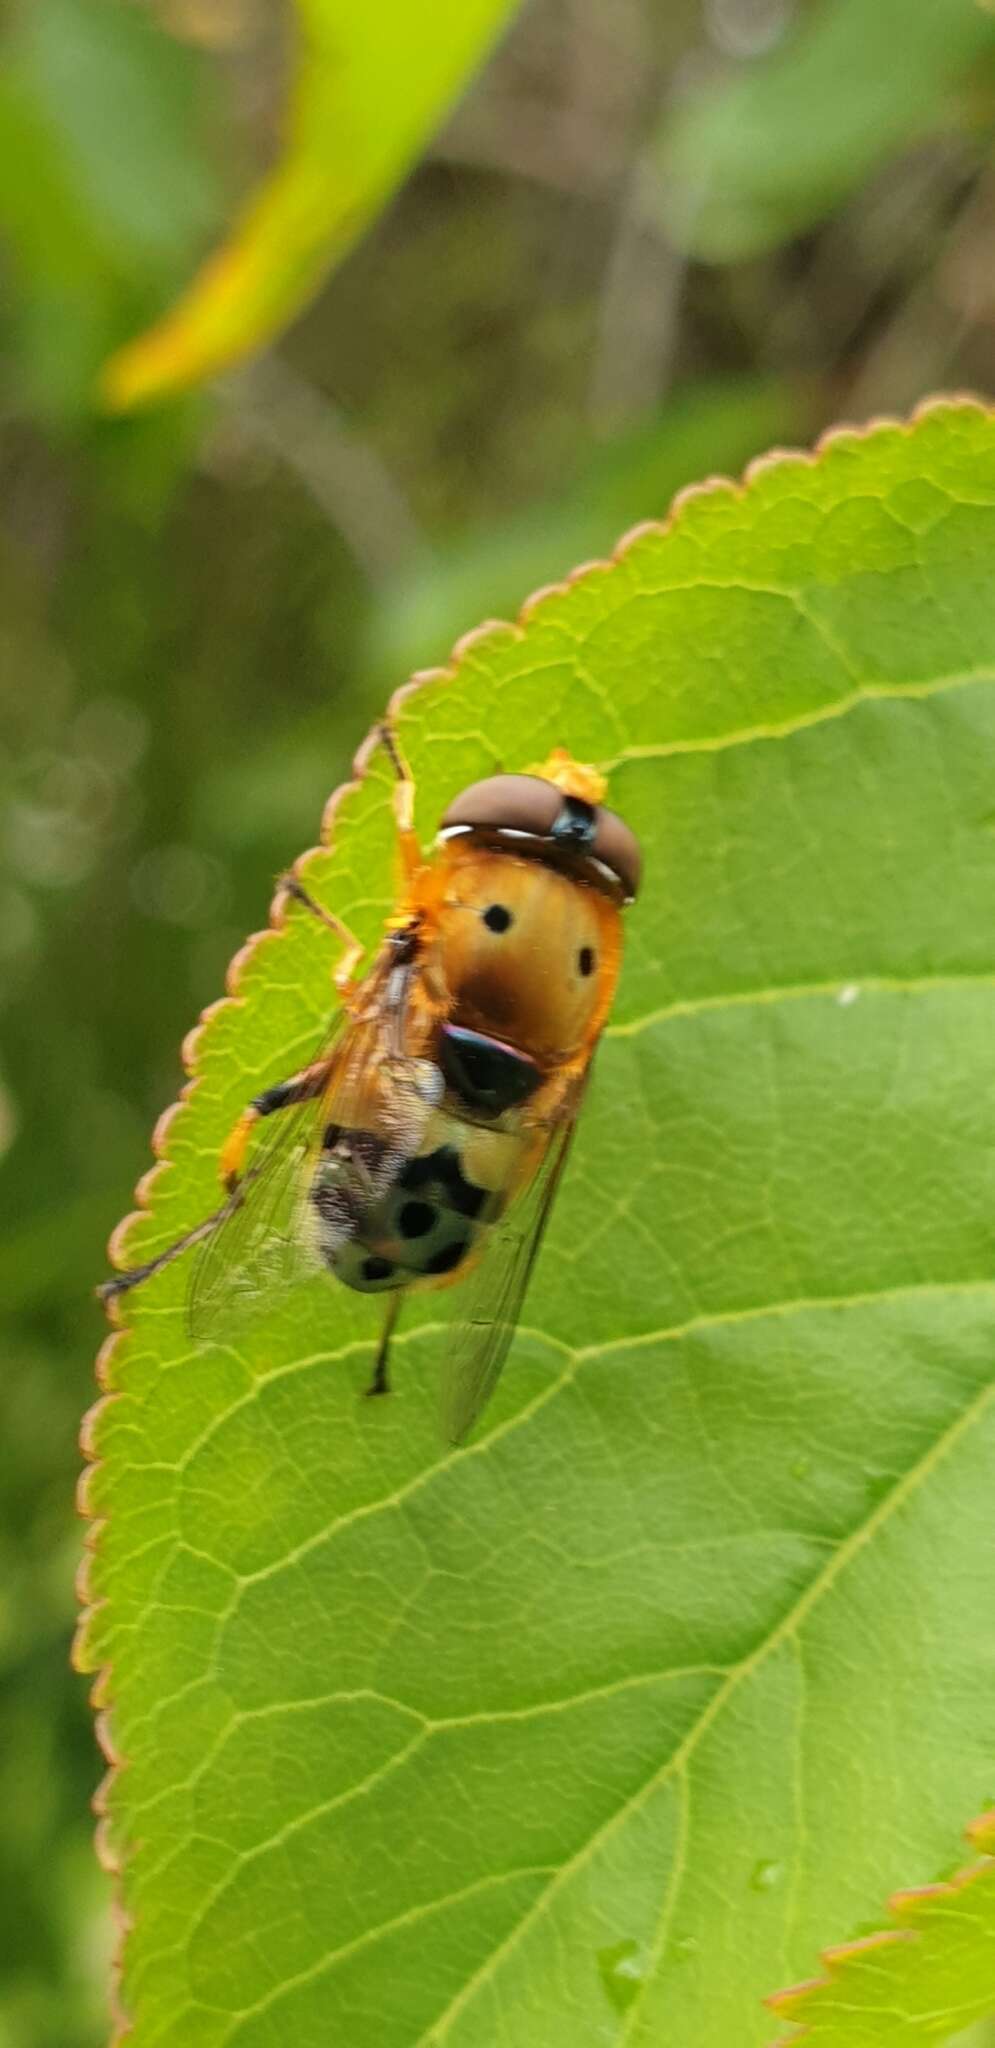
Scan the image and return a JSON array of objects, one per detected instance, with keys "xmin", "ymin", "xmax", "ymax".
[
  {"xmin": 187, "ymin": 1012, "xmax": 355, "ymax": 1341},
  {"xmin": 188, "ymin": 951, "xmax": 432, "ymax": 1341},
  {"xmin": 439, "ymin": 1072, "xmax": 588, "ymax": 1444}
]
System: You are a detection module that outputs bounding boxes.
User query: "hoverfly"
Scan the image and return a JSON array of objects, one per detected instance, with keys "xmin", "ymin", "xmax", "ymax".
[{"xmin": 101, "ymin": 728, "xmax": 642, "ymax": 1441}]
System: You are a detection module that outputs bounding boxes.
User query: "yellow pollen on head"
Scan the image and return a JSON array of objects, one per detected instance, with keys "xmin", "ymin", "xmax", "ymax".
[{"xmin": 526, "ymin": 746, "xmax": 607, "ymax": 805}]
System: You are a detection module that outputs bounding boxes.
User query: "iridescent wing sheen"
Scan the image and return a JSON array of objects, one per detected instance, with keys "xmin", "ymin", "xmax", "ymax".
[
  {"xmin": 438, "ymin": 1071, "xmax": 588, "ymax": 1444},
  {"xmin": 186, "ymin": 1009, "xmax": 355, "ymax": 1341},
  {"xmin": 188, "ymin": 954, "xmax": 433, "ymax": 1341}
]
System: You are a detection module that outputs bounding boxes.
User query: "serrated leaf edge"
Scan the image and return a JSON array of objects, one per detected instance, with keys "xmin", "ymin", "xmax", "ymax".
[
  {"xmin": 73, "ymin": 392, "xmax": 992, "ymax": 2046},
  {"xmin": 765, "ymin": 1810, "xmax": 995, "ymax": 2042}
]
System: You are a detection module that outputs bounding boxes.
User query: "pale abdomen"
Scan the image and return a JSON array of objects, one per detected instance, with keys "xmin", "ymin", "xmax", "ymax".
[{"xmin": 309, "ymin": 1111, "xmax": 521, "ymax": 1294}]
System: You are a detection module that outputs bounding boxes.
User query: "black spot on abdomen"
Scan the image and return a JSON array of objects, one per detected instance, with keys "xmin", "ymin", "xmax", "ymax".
[
  {"xmin": 399, "ymin": 1199, "xmax": 435, "ymax": 1239},
  {"xmin": 424, "ymin": 1238, "xmax": 469, "ymax": 1276},
  {"xmin": 400, "ymin": 1146, "xmax": 488, "ymax": 1220}
]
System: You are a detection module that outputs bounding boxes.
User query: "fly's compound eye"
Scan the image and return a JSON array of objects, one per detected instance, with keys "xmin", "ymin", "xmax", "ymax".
[
  {"xmin": 483, "ymin": 903, "xmax": 513, "ymax": 933},
  {"xmin": 578, "ymin": 946, "xmax": 595, "ymax": 977},
  {"xmin": 438, "ymin": 773, "xmax": 642, "ymax": 901}
]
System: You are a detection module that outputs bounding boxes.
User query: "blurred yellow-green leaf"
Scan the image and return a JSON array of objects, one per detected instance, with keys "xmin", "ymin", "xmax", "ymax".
[
  {"xmin": 0, "ymin": 0, "xmax": 222, "ymax": 417},
  {"xmin": 100, "ymin": 0, "xmax": 522, "ymax": 409}
]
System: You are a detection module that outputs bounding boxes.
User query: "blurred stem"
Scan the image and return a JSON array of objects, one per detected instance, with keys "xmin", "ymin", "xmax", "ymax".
[
  {"xmin": 761, "ymin": 143, "xmax": 980, "ymax": 387},
  {"xmin": 437, "ymin": 92, "xmax": 629, "ymax": 197},
  {"xmin": 844, "ymin": 167, "xmax": 991, "ymax": 416},
  {"xmin": 218, "ymin": 354, "xmax": 427, "ymax": 586},
  {"xmin": 587, "ymin": 0, "xmax": 686, "ymax": 432},
  {"xmin": 589, "ymin": 146, "xmax": 687, "ymax": 432}
]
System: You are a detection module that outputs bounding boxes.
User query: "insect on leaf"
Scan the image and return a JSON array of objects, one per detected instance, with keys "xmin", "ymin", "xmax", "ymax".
[
  {"xmin": 79, "ymin": 399, "xmax": 995, "ymax": 2046},
  {"xmin": 439, "ymin": 1106, "xmax": 581, "ymax": 1444}
]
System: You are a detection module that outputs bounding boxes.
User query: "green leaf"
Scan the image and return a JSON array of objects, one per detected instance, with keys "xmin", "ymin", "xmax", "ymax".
[
  {"xmin": 99, "ymin": 0, "xmax": 521, "ymax": 410},
  {"xmin": 79, "ymin": 398, "xmax": 995, "ymax": 2045},
  {"xmin": 657, "ymin": 0, "xmax": 995, "ymax": 261},
  {"xmin": 0, "ymin": 0, "xmax": 221, "ymax": 416},
  {"xmin": 364, "ymin": 376, "xmax": 811, "ymax": 686},
  {"xmin": 768, "ymin": 1813, "xmax": 995, "ymax": 2045}
]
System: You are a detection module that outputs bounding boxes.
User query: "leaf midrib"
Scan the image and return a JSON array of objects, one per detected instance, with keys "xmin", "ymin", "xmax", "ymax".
[
  {"xmin": 145, "ymin": 1313, "xmax": 995, "ymax": 2043},
  {"xmin": 607, "ymin": 971, "xmax": 995, "ymax": 1040},
  {"xmin": 120, "ymin": 1278, "xmax": 995, "ymax": 1615},
  {"xmin": 415, "ymin": 1369, "xmax": 995, "ymax": 2048},
  {"xmin": 598, "ymin": 664, "xmax": 995, "ymax": 769}
]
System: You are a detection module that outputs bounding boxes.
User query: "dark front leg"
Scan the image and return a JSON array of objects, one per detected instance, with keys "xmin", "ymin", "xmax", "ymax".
[{"xmin": 220, "ymin": 1058, "xmax": 332, "ymax": 1190}]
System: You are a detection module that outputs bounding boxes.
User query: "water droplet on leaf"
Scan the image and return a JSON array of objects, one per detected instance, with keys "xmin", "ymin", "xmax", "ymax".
[
  {"xmin": 597, "ymin": 1939, "xmax": 644, "ymax": 2013},
  {"xmin": 750, "ymin": 1858, "xmax": 785, "ymax": 1891}
]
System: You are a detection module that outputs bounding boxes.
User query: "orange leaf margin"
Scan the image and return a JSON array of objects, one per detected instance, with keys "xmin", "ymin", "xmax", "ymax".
[
  {"xmin": 73, "ymin": 395, "xmax": 992, "ymax": 2042},
  {"xmin": 766, "ymin": 1809, "xmax": 995, "ymax": 2042}
]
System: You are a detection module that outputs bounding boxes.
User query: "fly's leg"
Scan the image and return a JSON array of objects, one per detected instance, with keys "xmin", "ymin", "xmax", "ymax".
[
  {"xmin": 365, "ymin": 1289, "xmax": 403, "ymax": 1398},
  {"xmin": 99, "ymin": 1058, "xmax": 334, "ymax": 1305},
  {"xmin": 97, "ymin": 1199, "xmax": 236, "ymax": 1303},
  {"xmin": 377, "ymin": 720, "xmax": 422, "ymax": 886},
  {"xmin": 219, "ymin": 1059, "xmax": 332, "ymax": 1194},
  {"xmin": 277, "ymin": 873, "xmax": 365, "ymax": 1002}
]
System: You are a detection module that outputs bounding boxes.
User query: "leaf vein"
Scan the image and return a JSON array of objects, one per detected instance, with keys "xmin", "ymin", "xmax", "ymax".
[
  {"xmin": 602, "ymin": 665, "xmax": 994, "ymax": 769},
  {"xmin": 407, "ymin": 1371, "xmax": 995, "ymax": 2041},
  {"xmin": 607, "ymin": 970, "xmax": 995, "ymax": 1041}
]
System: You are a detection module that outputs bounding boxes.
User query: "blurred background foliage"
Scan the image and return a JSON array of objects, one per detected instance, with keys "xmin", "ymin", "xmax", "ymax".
[{"xmin": 2, "ymin": 0, "xmax": 995, "ymax": 2042}]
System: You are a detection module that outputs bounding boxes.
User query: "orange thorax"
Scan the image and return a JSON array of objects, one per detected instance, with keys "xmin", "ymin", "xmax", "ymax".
[{"xmin": 429, "ymin": 842, "xmax": 621, "ymax": 1067}]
